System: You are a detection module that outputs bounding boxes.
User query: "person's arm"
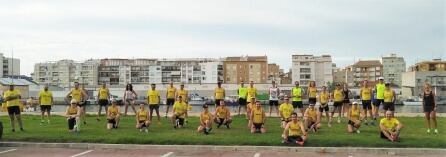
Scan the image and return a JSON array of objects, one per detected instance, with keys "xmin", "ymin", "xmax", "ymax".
[
  {"xmin": 283, "ymin": 123, "xmax": 290, "ymax": 139},
  {"xmin": 433, "ymin": 92, "xmax": 437, "ymax": 111},
  {"xmin": 223, "ymin": 88, "xmax": 225, "ymax": 98},
  {"xmin": 158, "ymin": 92, "xmax": 161, "ymax": 105},
  {"xmin": 347, "ymin": 109, "xmax": 353, "ymax": 122},
  {"xmin": 123, "ymin": 91, "xmax": 127, "ymax": 101},
  {"xmin": 66, "ymin": 107, "xmax": 70, "ymax": 118},
  {"xmin": 97, "ymin": 90, "xmax": 101, "ymax": 101},
  {"xmin": 81, "ymin": 90, "xmax": 88, "ymax": 101},
  {"xmin": 227, "ymin": 108, "xmax": 231, "ymax": 119},
  {"xmin": 65, "ymin": 91, "xmax": 72, "ymax": 100},
  {"xmin": 262, "ymin": 110, "xmax": 266, "ymax": 124},
  {"xmin": 133, "ymin": 90, "xmax": 138, "ymax": 99},
  {"xmin": 38, "ymin": 92, "xmax": 42, "ymax": 105},
  {"xmin": 50, "ymin": 92, "xmax": 54, "ymax": 105},
  {"xmin": 300, "ymin": 122, "xmax": 307, "ymax": 136},
  {"xmin": 136, "ymin": 112, "xmax": 140, "ymax": 124},
  {"xmin": 359, "ymin": 89, "xmax": 363, "ymax": 101},
  {"xmin": 279, "ymin": 106, "xmax": 284, "ymax": 118},
  {"xmin": 392, "ymin": 90, "xmax": 396, "ymax": 104},
  {"xmin": 303, "ymin": 109, "xmax": 309, "ymax": 118},
  {"xmin": 379, "ymin": 122, "xmax": 387, "ymax": 132}
]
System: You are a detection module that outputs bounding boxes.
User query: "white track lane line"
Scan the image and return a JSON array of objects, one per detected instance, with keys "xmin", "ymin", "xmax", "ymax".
[
  {"xmin": 0, "ymin": 149, "xmax": 17, "ymax": 154},
  {"xmin": 70, "ymin": 150, "xmax": 94, "ymax": 157},
  {"xmin": 160, "ymin": 152, "xmax": 174, "ymax": 157}
]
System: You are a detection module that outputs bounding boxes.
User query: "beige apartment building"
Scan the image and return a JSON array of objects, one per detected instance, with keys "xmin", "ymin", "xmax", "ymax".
[
  {"xmin": 352, "ymin": 60, "xmax": 382, "ymax": 87},
  {"xmin": 223, "ymin": 56, "xmax": 268, "ymax": 84}
]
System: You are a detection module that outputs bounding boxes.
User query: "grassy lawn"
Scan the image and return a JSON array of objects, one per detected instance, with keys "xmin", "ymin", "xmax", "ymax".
[{"xmin": 0, "ymin": 115, "xmax": 444, "ymax": 148}]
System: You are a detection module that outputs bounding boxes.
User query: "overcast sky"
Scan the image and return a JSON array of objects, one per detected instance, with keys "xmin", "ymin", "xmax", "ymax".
[{"xmin": 0, "ymin": 0, "xmax": 444, "ymax": 76}]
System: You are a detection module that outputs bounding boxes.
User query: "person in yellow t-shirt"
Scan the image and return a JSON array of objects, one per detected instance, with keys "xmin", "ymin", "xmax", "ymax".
[
  {"xmin": 165, "ymin": 81, "xmax": 176, "ymax": 117},
  {"xmin": 214, "ymin": 82, "xmax": 225, "ymax": 107},
  {"xmin": 107, "ymin": 99, "xmax": 121, "ymax": 129},
  {"xmin": 147, "ymin": 84, "xmax": 161, "ymax": 124},
  {"xmin": 237, "ymin": 81, "xmax": 248, "ymax": 115},
  {"xmin": 331, "ymin": 83, "xmax": 344, "ymax": 124},
  {"xmin": 383, "ymin": 83, "xmax": 396, "ymax": 112},
  {"xmin": 282, "ymin": 112, "xmax": 307, "ymax": 146},
  {"xmin": 97, "ymin": 82, "xmax": 110, "ymax": 121},
  {"xmin": 136, "ymin": 103, "xmax": 151, "ymax": 133},
  {"xmin": 279, "ymin": 96, "xmax": 293, "ymax": 128},
  {"xmin": 347, "ymin": 102, "xmax": 362, "ymax": 133},
  {"xmin": 197, "ymin": 104, "xmax": 213, "ymax": 135},
  {"xmin": 177, "ymin": 83, "xmax": 189, "ymax": 123},
  {"xmin": 318, "ymin": 86, "xmax": 331, "ymax": 126},
  {"xmin": 66, "ymin": 99, "xmax": 80, "ymax": 132},
  {"xmin": 214, "ymin": 101, "xmax": 232, "ymax": 129},
  {"xmin": 247, "ymin": 81, "xmax": 257, "ymax": 104},
  {"xmin": 172, "ymin": 96, "xmax": 187, "ymax": 128},
  {"xmin": 373, "ymin": 77, "xmax": 385, "ymax": 121},
  {"xmin": 304, "ymin": 103, "xmax": 320, "ymax": 132},
  {"xmin": 360, "ymin": 80, "xmax": 373, "ymax": 125},
  {"xmin": 39, "ymin": 85, "xmax": 53, "ymax": 124},
  {"xmin": 307, "ymin": 81, "xmax": 317, "ymax": 105},
  {"xmin": 4, "ymin": 84, "xmax": 24, "ymax": 132},
  {"xmin": 380, "ymin": 111, "xmax": 403, "ymax": 142},
  {"xmin": 250, "ymin": 101, "xmax": 266, "ymax": 134},
  {"xmin": 65, "ymin": 82, "xmax": 88, "ymax": 125}
]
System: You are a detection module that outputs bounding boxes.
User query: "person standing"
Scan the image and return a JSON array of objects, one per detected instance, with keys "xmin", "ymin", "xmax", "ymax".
[
  {"xmin": 147, "ymin": 84, "xmax": 161, "ymax": 124},
  {"xmin": 214, "ymin": 82, "xmax": 225, "ymax": 108},
  {"xmin": 360, "ymin": 80, "xmax": 373, "ymax": 125},
  {"xmin": 97, "ymin": 82, "xmax": 110, "ymax": 121},
  {"xmin": 331, "ymin": 83, "xmax": 344, "ymax": 124},
  {"xmin": 269, "ymin": 80, "xmax": 280, "ymax": 116},
  {"xmin": 318, "ymin": 86, "xmax": 331, "ymax": 127},
  {"xmin": 291, "ymin": 81, "xmax": 304, "ymax": 117},
  {"xmin": 165, "ymin": 81, "xmax": 177, "ymax": 117},
  {"xmin": 422, "ymin": 83, "xmax": 438, "ymax": 134},
  {"xmin": 38, "ymin": 85, "xmax": 53, "ymax": 125},
  {"xmin": 247, "ymin": 81, "xmax": 257, "ymax": 104},
  {"xmin": 123, "ymin": 83, "xmax": 137, "ymax": 116},
  {"xmin": 65, "ymin": 82, "xmax": 87, "ymax": 125},
  {"xmin": 279, "ymin": 96, "xmax": 293, "ymax": 128},
  {"xmin": 4, "ymin": 83, "xmax": 24, "ymax": 132},
  {"xmin": 307, "ymin": 81, "xmax": 317, "ymax": 105},
  {"xmin": 383, "ymin": 83, "xmax": 396, "ymax": 112},
  {"xmin": 237, "ymin": 81, "xmax": 248, "ymax": 116},
  {"xmin": 342, "ymin": 83, "xmax": 352, "ymax": 118},
  {"xmin": 373, "ymin": 77, "xmax": 386, "ymax": 123}
]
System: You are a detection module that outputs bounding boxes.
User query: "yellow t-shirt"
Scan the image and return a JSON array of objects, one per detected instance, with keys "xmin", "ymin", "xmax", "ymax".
[
  {"xmin": 200, "ymin": 112, "xmax": 212, "ymax": 122},
  {"xmin": 39, "ymin": 90, "xmax": 53, "ymax": 105},
  {"xmin": 137, "ymin": 110, "xmax": 148, "ymax": 121},
  {"xmin": 147, "ymin": 90, "xmax": 160, "ymax": 105},
  {"xmin": 108, "ymin": 106, "xmax": 119, "ymax": 116},
  {"xmin": 380, "ymin": 118, "xmax": 400, "ymax": 130},
  {"xmin": 320, "ymin": 92, "xmax": 329, "ymax": 104},
  {"xmin": 279, "ymin": 103, "xmax": 293, "ymax": 120},
  {"xmin": 361, "ymin": 87, "xmax": 372, "ymax": 101},
  {"xmin": 350, "ymin": 108, "xmax": 360, "ymax": 121},
  {"xmin": 308, "ymin": 87, "xmax": 317, "ymax": 98},
  {"xmin": 4, "ymin": 90, "xmax": 21, "ymax": 107},
  {"xmin": 67, "ymin": 106, "xmax": 78, "ymax": 115},
  {"xmin": 216, "ymin": 106, "xmax": 229, "ymax": 119},
  {"xmin": 214, "ymin": 87, "xmax": 225, "ymax": 99},
  {"xmin": 292, "ymin": 87, "xmax": 302, "ymax": 101},
  {"xmin": 98, "ymin": 87, "xmax": 109, "ymax": 100},
  {"xmin": 384, "ymin": 89, "xmax": 394, "ymax": 103},
  {"xmin": 333, "ymin": 89, "xmax": 343, "ymax": 102},
  {"xmin": 177, "ymin": 89, "xmax": 188, "ymax": 102},
  {"xmin": 71, "ymin": 89, "xmax": 82, "ymax": 102},
  {"xmin": 289, "ymin": 121, "xmax": 303, "ymax": 136},
  {"xmin": 247, "ymin": 87, "xmax": 257, "ymax": 102},
  {"xmin": 173, "ymin": 101, "xmax": 187, "ymax": 118},
  {"xmin": 166, "ymin": 86, "xmax": 176, "ymax": 99},
  {"xmin": 305, "ymin": 108, "xmax": 317, "ymax": 121},
  {"xmin": 252, "ymin": 107, "xmax": 264, "ymax": 124}
]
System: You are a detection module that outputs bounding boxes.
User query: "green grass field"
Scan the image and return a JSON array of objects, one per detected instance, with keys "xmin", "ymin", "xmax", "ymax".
[{"xmin": 0, "ymin": 115, "xmax": 444, "ymax": 148}]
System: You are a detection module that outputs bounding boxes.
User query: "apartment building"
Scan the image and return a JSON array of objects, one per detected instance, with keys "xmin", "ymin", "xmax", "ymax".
[
  {"xmin": 223, "ymin": 56, "xmax": 268, "ymax": 84},
  {"xmin": 382, "ymin": 54, "xmax": 406, "ymax": 87},
  {"xmin": 0, "ymin": 53, "xmax": 20, "ymax": 77},
  {"xmin": 352, "ymin": 60, "xmax": 382, "ymax": 86},
  {"xmin": 402, "ymin": 59, "xmax": 446, "ymax": 98},
  {"xmin": 291, "ymin": 54, "xmax": 333, "ymax": 87},
  {"xmin": 333, "ymin": 65, "xmax": 354, "ymax": 86}
]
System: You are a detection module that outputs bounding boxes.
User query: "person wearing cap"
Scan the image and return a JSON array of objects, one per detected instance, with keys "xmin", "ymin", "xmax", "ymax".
[
  {"xmin": 165, "ymin": 81, "xmax": 177, "ymax": 117},
  {"xmin": 197, "ymin": 104, "xmax": 213, "ymax": 135},
  {"xmin": 97, "ymin": 82, "xmax": 110, "ymax": 121},
  {"xmin": 38, "ymin": 85, "xmax": 53, "ymax": 125},
  {"xmin": 282, "ymin": 112, "xmax": 307, "ymax": 146},
  {"xmin": 423, "ymin": 83, "xmax": 438, "ymax": 134},
  {"xmin": 279, "ymin": 96, "xmax": 293, "ymax": 128},
  {"xmin": 373, "ymin": 77, "xmax": 386, "ymax": 121},
  {"xmin": 107, "ymin": 99, "xmax": 121, "ymax": 129},
  {"xmin": 66, "ymin": 99, "xmax": 80, "ymax": 132},
  {"xmin": 237, "ymin": 81, "xmax": 248, "ymax": 116},
  {"xmin": 214, "ymin": 100, "xmax": 232, "ymax": 129},
  {"xmin": 176, "ymin": 83, "xmax": 189, "ymax": 123},
  {"xmin": 214, "ymin": 82, "xmax": 225, "ymax": 108},
  {"xmin": 383, "ymin": 83, "xmax": 396, "ymax": 112},
  {"xmin": 247, "ymin": 81, "xmax": 257, "ymax": 104},
  {"xmin": 65, "ymin": 82, "xmax": 88, "ymax": 124},
  {"xmin": 250, "ymin": 101, "xmax": 266, "ymax": 134},
  {"xmin": 318, "ymin": 86, "xmax": 331, "ymax": 127},
  {"xmin": 304, "ymin": 103, "xmax": 320, "ymax": 132},
  {"xmin": 147, "ymin": 84, "xmax": 161, "ymax": 124},
  {"xmin": 268, "ymin": 80, "xmax": 281, "ymax": 116},
  {"xmin": 347, "ymin": 102, "xmax": 362, "ymax": 133},
  {"xmin": 291, "ymin": 81, "xmax": 304, "ymax": 117},
  {"xmin": 380, "ymin": 110, "xmax": 403, "ymax": 142},
  {"xmin": 172, "ymin": 96, "xmax": 187, "ymax": 128},
  {"xmin": 4, "ymin": 83, "xmax": 24, "ymax": 132},
  {"xmin": 360, "ymin": 80, "xmax": 373, "ymax": 125},
  {"xmin": 136, "ymin": 103, "xmax": 150, "ymax": 133},
  {"xmin": 331, "ymin": 83, "xmax": 344, "ymax": 124}
]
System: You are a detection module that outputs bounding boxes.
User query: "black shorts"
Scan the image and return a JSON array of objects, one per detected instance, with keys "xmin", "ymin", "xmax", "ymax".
[
  {"xmin": 308, "ymin": 121, "xmax": 316, "ymax": 129},
  {"xmin": 166, "ymin": 98, "xmax": 175, "ymax": 106},
  {"xmin": 281, "ymin": 118, "xmax": 291, "ymax": 123},
  {"xmin": 68, "ymin": 117, "xmax": 76, "ymax": 130},
  {"xmin": 215, "ymin": 99, "xmax": 223, "ymax": 106},
  {"xmin": 98, "ymin": 99, "xmax": 109, "ymax": 106},
  {"xmin": 269, "ymin": 100, "xmax": 279, "ymax": 106},
  {"xmin": 380, "ymin": 132, "xmax": 387, "ymax": 139},
  {"xmin": 334, "ymin": 101, "xmax": 343, "ymax": 108},
  {"xmin": 139, "ymin": 120, "xmax": 147, "ymax": 128},
  {"xmin": 40, "ymin": 105, "xmax": 52, "ymax": 112},
  {"xmin": 343, "ymin": 99, "xmax": 350, "ymax": 104},
  {"xmin": 7, "ymin": 106, "xmax": 20, "ymax": 115},
  {"xmin": 253, "ymin": 123, "xmax": 263, "ymax": 130},
  {"xmin": 149, "ymin": 104, "xmax": 160, "ymax": 111},
  {"xmin": 238, "ymin": 98, "xmax": 247, "ymax": 106},
  {"xmin": 348, "ymin": 120, "xmax": 355, "ymax": 126},
  {"xmin": 292, "ymin": 101, "xmax": 303, "ymax": 109},
  {"xmin": 383, "ymin": 102, "xmax": 395, "ymax": 111},
  {"xmin": 77, "ymin": 101, "xmax": 85, "ymax": 107},
  {"xmin": 308, "ymin": 98, "xmax": 317, "ymax": 105},
  {"xmin": 362, "ymin": 100, "xmax": 372, "ymax": 110},
  {"xmin": 374, "ymin": 99, "xmax": 384, "ymax": 107},
  {"xmin": 423, "ymin": 106, "xmax": 434, "ymax": 113},
  {"xmin": 287, "ymin": 136, "xmax": 303, "ymax": 143},
  {"xmin": 108, "ymin": 118, "xmax": 116, "ymax": 124},
  {"xmin": 175, "ymin": 116, "xmax": 185, "ymax": 126},
  {"xmin": 319, "ymin": 105, "xmax": 329, "ymax": 112}
]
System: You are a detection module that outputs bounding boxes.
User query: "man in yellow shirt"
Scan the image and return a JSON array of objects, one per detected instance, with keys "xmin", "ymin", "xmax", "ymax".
[
  {"xmin": 360, "ymin": 80, "xmax": 373, "ymax": 125},
  {"xmin": 250, "ymin": 101, "xmax": 266, "ymax": 134},
  {"xmin": 291, "ymin": 81, "xmax": 304, "ymax": 117},
  {"xmin": 282, "ymin": 112, "xmax": 307, "ymax": 146},
  {"xmin": 304, "ymin": 104, "xmax": 320, "ymax": 132},
  {"xmin": 147, "ymin": 84, "xmax": 161, "ymax": 124},
  {"xmin": 197, "ymin": 104, "xmax": 213, "ymax": 135},
  {"xmin": 380, "ymin": 111, "xmax": 403, "ymax": 142},
  {"xmin": 331, "ymin": 83, "xmax": 344, "ymax": 124},
  {"xmin": 279, "ymin": 96, "xmax": 293, "ymax": 128},
  {"xmin": 107, "ymin": 99, "xmax": 120, "ymax": 129},
  {"xmin": 165, "ymin": 81, "xmax": 176, "ymax": 117},
  {"xmin": 177, "ymin": 83, "xmax": 189, "ymax": 123},
  {"xmin": 65, "ymin": 82, "xmax": 88, "ymax": 125},
  {"xmin": 97, "ymin": 82, "xmax": 110, "ymax": 121},
  {"xmin": 4, "ymin": 84, "xmax": 24, "ymax": 132},
  {"xmin": 39, "ymin": 85, "xmax": 53, "ymax": 124},
  {"xmin": 247, "ymin": 81, "xmax": 257, "ymax": 104},
  {"xmin": 383, "ymin": 83, "xmax": 396, "ymax": 112},
  {"xmin": 237, "ymin": 81, "xmax": 248, "ymax": 115},
  {"xmin": 214, "ymin": 101, "xmax": 232, "ymax": 129},
  {"xmin": 172, "ymin": 96, "xmax": 187, "ymax": 128},
  {"xmin": 214, "ymin": 82, "xmax": 225, "ymax": 107},
  {"xmin": 374, "ymin": 77, "xmax": 385, "ymax": 121},
  {"xmin": 318, "ymin": 86, "xmax": 331, "ymax": 126}
]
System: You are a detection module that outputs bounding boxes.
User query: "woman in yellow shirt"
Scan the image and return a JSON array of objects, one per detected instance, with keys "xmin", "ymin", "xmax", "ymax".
[
  {"xmin": 282, "ymin": 112, "xmax": 307, "ymax": 146},
  {"xmin": 66, "ymin": 99, "xmax": 79, "ymax": 132},
  {"xmin": 383, "ymin": 83, "xmax": 396, "ymax": 112},
  {"xmin": 197, "ymin": 104, "xmax": 213, "ymax": 135},
  {"xmin": 250, "ymin": 101, "xmax": 266, "ymax": 134},
  {"xmin": 318, "ymin": 86, "xmax": 330, "ymax": 126},
  {"xmin": 304, "ymin": 104, "xmax": 320, "ymax": 132},
  {"xmin": 360, "ymin": 80, "xmax": 373, "ymax": 125},
  {"xmin": 136, "ymin": 103, "xmax": 150, "ymax": 133},
  {"xmin": 331, "ymin": 83, "xmax": 344, "ymax": 124},
  {"xmin": 214, "ymin": 101, "xmax": 232, "ymax": 129},
  {"xmin": 279, "ymin": 96, "xmax": 294, "ymax": 128},
  {"xmin": 214, "ymin": 82, "xmax": 225, "ymax": 107},
  {"xmin": 307, "ymin": 81, "xmax": 317, "ymax": 105},
  {"xmin": 107, "ymin": 99, "xmax": 121, "ymax": 129},
  {"xmin": 97, "ymin": 83, "xmax": 110, "ymax": 121},
  {"xmin": 347, "ymin": 102, "xmax": 362, "ymax": 133}
]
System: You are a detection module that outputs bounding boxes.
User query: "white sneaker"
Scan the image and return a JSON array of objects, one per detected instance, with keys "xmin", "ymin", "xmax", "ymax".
[
  {"xmin": 139, "ymin": 129, "xmax": 143, "ymax": 132},
  {"xmin": 427, "ymin": 129, "xmax": 431, "ymax": 134},
  {"xmin": 145, "ymin": 129, "xmax": 148, "ymax": 133},
  {"xmin": 337, "ymin": 119, "xmax": 341, "ymax": 124},
  {"xmin": 356, "ymin": 130, "xmax": 361, "ymax": 134},
  {"xmin": 434, "ymin": 129, "xmax": 438, "ymax": 134}
]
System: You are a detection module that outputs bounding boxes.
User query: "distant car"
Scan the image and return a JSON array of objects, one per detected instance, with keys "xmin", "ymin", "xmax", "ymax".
[{"xmin": 109, "ymin": 95, "xmax": 124, "ymax": 106}]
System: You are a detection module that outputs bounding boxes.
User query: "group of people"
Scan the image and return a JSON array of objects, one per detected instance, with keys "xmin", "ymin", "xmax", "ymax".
[{"xmin": 1, "ymin": 76, "xmax": 439, "ymax": 145}]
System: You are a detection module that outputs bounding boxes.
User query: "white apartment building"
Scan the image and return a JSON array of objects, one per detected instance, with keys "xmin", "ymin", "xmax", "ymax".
[
  {"xmin": 292, "ymin": 54, "xmax": 333, "ymax": 87},
  {"xmin": 0, "ymin": 53, "xmax": 20, "ymax": 77},
  {"xmin": 382, "ymin": 53, "xmax": 406, "ymax": 87},
  {"xmin": 199, "ymin": 61, "xmax": 223, "ymax": 84}
]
